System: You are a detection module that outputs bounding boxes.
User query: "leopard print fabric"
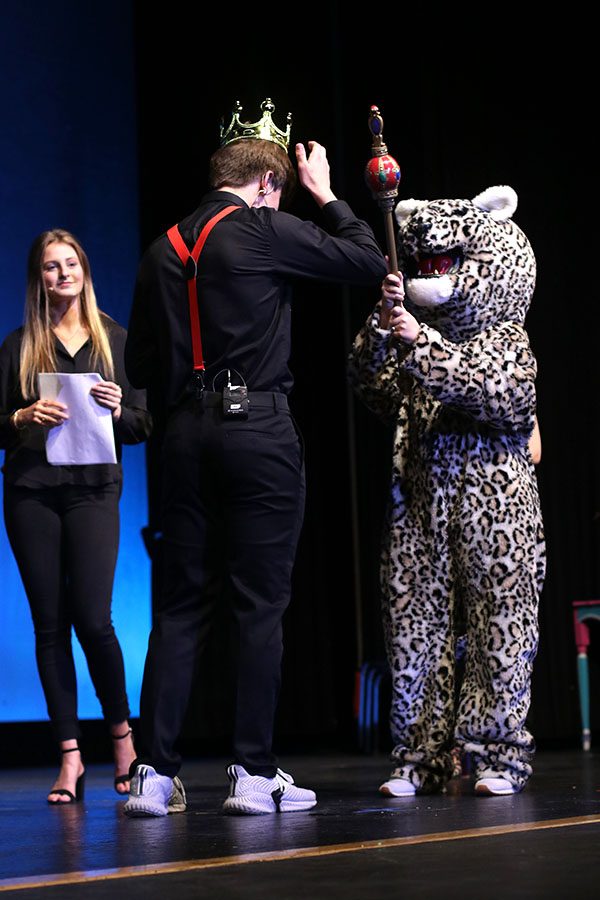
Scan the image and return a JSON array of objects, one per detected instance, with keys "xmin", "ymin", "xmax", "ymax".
[{"xmin": 348, "ymin": 187, "xmax": 546, "ymax": 793}]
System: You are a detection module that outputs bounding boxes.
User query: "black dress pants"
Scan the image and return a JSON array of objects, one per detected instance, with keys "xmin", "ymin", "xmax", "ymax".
[
  {"xmin": 3, "ymin": 481, "xmax": 130, "ymax": 741},
  {"xmin": 138, "ymin": 394, "xmax": 305, "ymax": 778}
]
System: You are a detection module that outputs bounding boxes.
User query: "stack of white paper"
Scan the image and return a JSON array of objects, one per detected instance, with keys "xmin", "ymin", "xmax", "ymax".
[{"xmin": 38, "ymin": 372, "xmax": 117, "ymax": 465}]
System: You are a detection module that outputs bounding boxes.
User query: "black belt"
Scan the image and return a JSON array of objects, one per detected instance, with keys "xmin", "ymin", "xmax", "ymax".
[{"xmin": 199, "ymin": 391, "xmax": 289, "ymax": 411}]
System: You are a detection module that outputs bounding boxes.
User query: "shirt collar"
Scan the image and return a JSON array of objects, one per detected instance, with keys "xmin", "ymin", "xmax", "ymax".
[
  {"xmin": 53, "ymin": 333, "xmax": 91, "ymax": 359},
  {"xmin": 200, "ymin": 189, "xmax": 249, "ymax": 209}
]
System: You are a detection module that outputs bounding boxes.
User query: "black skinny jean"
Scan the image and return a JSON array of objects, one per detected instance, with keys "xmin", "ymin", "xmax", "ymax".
[{"xmin": 3, "ymin": 481, "xmax": 130, "ymax": 741}]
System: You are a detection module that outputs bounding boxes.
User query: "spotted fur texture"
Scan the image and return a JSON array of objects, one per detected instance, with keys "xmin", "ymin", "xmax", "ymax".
[{"xmin": 348, "ymin": 187, "xmax": 546, "ymax": 793}]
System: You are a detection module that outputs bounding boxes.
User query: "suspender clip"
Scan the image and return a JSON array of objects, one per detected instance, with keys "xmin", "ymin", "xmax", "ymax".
[{"xmin": 193, "ymin": 370, "xmax": 205, "ymax": 400}]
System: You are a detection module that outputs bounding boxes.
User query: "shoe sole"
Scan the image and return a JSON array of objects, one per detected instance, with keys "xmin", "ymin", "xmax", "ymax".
[
  {"xmin": 379, "ymin": 785, "xmax": 416, "ymax": 797},
  {"xmin": 474, "ymin": 783, "xmax": 517, "ymax": 796},
  {"xmin": 223, "ymin": 797, "xmax": 317, "ymax": 815},
  {"xmin": 123, "ymin": 800, "xmax": 169, "ymax": 817}
]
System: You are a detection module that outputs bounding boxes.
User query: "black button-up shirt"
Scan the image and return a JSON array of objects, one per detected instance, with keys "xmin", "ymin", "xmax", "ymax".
[
  {"xmin": 125, "ymin": 191, "xmax": 387, "ymax": 412},
  {"xmin": 0, "ymin": 318, "xmax": 152, "ymax": 487}
]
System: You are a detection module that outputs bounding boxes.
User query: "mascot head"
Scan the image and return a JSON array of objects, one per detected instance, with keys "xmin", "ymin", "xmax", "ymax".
[{"xmin": 395, "ymin": 186, "xmax": 536, "ymax": 342}]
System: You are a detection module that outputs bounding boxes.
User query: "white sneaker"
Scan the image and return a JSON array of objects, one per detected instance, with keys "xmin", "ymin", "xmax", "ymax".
[
  {"xmin": 168, "ymin": 776, "xmax": 187, "ymax": 813},
  {"xmin": 222, "ymin": 764, "xmax": 317, "ymax": 815},
  {"xmin": 379, "ymin": 769, "xmax": 417, "ymax": 797},
  {"xmin": 124, "ymin": 764, "xmax": 187, "ymax": 817},
  {"xmin": 474, "ymin": 776, "xmax": 518, "ymax": 796}
]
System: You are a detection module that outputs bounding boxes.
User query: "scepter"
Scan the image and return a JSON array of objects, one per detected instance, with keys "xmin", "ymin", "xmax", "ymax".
[{"xmin": 364, "ymin": 105, "xmax": 401, "ymax": 329}]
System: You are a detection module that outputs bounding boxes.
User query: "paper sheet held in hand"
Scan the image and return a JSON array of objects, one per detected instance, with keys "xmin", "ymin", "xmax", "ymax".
[{"xmin": 38, "ymin": 373, "xmax": 117, "ymax": 465}]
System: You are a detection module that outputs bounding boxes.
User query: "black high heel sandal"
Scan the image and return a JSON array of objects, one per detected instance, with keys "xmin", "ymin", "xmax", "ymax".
[
  {"xmin": 47, "ymin": 746, "xmax": 85, "ymax": 805},
  {"xmin": 112, "ymin": 728, "xmax": 135, "ymax": 794}
]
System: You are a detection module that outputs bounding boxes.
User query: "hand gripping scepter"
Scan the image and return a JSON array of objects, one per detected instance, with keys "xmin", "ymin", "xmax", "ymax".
[{"xmin": 364, "ymin": 105, "xmax": 401, "ymax": 329}]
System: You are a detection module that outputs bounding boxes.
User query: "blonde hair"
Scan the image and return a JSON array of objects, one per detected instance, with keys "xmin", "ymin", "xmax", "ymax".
[{"xmin": 20, "ymin": 229, "xmax": 114, "ymax": 398}]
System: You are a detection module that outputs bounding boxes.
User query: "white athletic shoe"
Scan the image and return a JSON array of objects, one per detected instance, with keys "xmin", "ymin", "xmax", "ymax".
[
  {"xmin": 474, "ymin": 776, "xmax": 519, "ymax": 796},
  {"xmin": 222, "ymin": 764, "xmax": 317, "ymax": 815},
  {"xmin": 379, "ymin": 769, "xmax": 417, "ymax": 797},
  {"xmin": 124, "ymin": 764, "xmax": 187, "ymax": 817},
  {"xmin": 168, "ymin": 776, "xmax": 188, "ymax": 813}
]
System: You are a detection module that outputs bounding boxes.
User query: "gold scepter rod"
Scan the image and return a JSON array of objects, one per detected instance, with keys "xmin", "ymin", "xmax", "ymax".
[{"xmin": 364, "ymin": 105, "xmax": 401, "ymax": 329}]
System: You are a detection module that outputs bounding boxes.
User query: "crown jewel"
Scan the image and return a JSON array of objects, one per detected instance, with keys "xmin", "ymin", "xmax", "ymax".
[{"xmin": 219, "ymin": 98, "xmax": 292, "ymax": 152}]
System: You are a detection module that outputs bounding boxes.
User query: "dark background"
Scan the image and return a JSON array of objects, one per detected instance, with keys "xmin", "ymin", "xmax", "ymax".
[
  {"xmin": 132, "ymin": 7, "xmax": 599, "ymax": 755},
  {"xmin": 2, "ymin": 4, "xmax": 599, "ymax": 763}
]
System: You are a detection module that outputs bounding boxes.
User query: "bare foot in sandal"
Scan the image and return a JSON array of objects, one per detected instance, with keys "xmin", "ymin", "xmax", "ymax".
[
  {"xmin": 47, "ymin": 742, "xmax": 85, "ymax": 804},
  {"xmin": 111, "ymin": 723, "xmax": 137, "ymax": 795}
]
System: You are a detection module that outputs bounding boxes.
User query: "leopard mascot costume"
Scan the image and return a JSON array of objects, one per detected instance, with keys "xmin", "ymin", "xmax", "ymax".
[{"xmin": 348, "ymin": 186, "xmax": 546, "ymax": 796}]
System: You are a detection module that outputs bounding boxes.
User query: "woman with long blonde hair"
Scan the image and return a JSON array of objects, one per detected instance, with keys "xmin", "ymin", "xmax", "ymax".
[{"xmin": 0, "ymin": 229, "xmax": 151, "ymax": 804}]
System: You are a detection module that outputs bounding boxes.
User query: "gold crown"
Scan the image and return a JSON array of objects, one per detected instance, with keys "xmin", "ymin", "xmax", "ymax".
[{"xmin": 219, "ymin": 98, "xmax": 292, "ymax": 152}]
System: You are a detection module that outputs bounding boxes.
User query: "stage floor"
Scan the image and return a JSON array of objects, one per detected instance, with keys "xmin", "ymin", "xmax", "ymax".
[{"xmin": 0, "ymin": 749, "xmax": 599, "ymax": 898}]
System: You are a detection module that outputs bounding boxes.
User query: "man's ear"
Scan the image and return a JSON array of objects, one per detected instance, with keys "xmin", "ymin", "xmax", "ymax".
[{"xmin": 261, "ymin": 171, "xmax": 275, "ymax": 193}]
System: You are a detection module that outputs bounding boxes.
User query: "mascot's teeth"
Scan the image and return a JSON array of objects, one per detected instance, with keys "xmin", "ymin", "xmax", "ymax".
[{"xmin": 416, "ymin": 248, "xmax": 462, "ymax": 277}]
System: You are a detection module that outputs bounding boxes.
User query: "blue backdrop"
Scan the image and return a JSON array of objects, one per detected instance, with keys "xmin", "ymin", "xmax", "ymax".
[{"xmin": 0, "ymin": 2, "xmax": 150, "ymax": 722}]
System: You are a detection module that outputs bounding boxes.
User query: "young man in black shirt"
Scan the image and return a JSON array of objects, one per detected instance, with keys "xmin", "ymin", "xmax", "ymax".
[{"xmin": 124, "ymin": 99, "xmax": 387, "ymax": 816}]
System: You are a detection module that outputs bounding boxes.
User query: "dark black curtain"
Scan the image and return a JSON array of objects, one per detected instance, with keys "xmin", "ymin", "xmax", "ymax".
[{"xmin": 132, "ymin": 5, "xmax": 600, "ymax": 753}]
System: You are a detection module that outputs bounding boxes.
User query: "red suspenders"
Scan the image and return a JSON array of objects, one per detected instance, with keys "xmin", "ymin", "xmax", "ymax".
[{"xmin": 166, "ymin": 204, "xmax": 239, "ymax": 393}]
